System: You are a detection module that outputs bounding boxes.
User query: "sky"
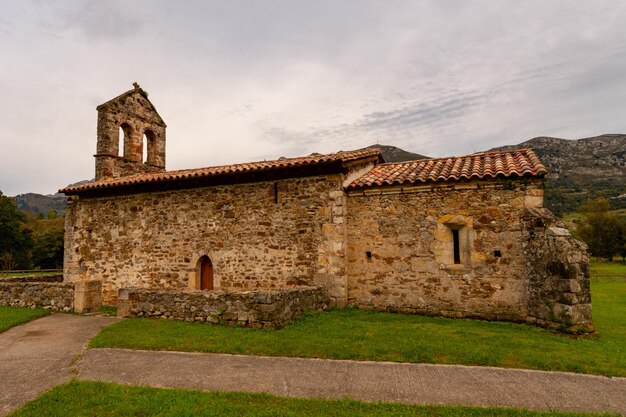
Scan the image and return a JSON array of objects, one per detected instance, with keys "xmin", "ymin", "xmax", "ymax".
[{"xmin": 1, "ymin": 1, "xmax": 625, "ymax": 196}]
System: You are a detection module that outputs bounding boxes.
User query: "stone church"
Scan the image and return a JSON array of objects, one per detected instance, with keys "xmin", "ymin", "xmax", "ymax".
[{"xmin": 61, "ymin": 84, "xmax": 593, "ymax": 331}]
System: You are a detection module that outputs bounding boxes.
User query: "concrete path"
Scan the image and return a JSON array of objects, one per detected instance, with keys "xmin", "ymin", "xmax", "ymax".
[
  {"xmin": 78, "ymin": 348, "xmax": 626, "ymax": 415},
  {"xmin": 0, "ymin": 314, "xmax": 115, "ymax": 416}
]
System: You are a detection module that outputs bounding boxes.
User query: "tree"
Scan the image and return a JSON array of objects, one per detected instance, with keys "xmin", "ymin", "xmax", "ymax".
[
  {"xmin": 31, "ymin": 229, "xmax": 64, "ymax": 269},
  {"xmin": 24, "ymin": 210, "xmax": 65, "ymax": 269},
  {"xmin": 618, "ymin": 225, "xmax": 626, "ymax": 261},
  {"xmin": 0, "ymin": 252, "xmax": 19, "ymax": 270},
  {"xmin": 0, "ymin": 190, "xmax": 33, "ymax": 269},
  {"xmin": 576, "ymin": 197, "xmax": 626, "ymax": 261}
]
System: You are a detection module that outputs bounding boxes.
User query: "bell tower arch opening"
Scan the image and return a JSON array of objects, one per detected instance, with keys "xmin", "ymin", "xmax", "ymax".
[
  {"xmin": 143, "ymin": 130, "xmax": 157, "ymax": 165},
  {"xmin": 119, "ymin": 123, "xmax": 132, "ymax": 157},
  {"xmin": 94, "ymin": 82, "xmax": 167, "ymax": 181}
]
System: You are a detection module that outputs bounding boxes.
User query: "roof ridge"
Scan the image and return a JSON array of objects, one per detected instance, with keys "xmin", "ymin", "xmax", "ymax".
[
  {"xmin": 346, "ymin": 148, "xmax": 546, "ymax": 190},
  {"xmin": 162, "ymin": 147, "xmax": 381, "ymax": 174},
  {"xmin": 374, "ymin": 148, "xmax": 537, "ymax": 166},
  {"xmin": 60, "ymin": 147, "xmax": 383, "ymax": 194}
]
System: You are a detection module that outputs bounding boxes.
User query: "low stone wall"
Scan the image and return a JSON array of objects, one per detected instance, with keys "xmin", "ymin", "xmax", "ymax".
[
  {"xmin": 117, "ymin": 286, "xmax": 329, "ymax": 328},
  {"xmin": 0, "ymin": 276, "xmax": 102, "ymax": 313},
  {"xmin": 0, "ymin": 281, "xmax": 74, "ymax": 311},
  {"xmin": 522, "ymin": 208, "xmax": 593, "ymax": 333}
]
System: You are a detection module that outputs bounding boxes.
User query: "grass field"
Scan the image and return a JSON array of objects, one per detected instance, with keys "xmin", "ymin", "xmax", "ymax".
[
  {"xmin": 9, "ymin": 381, "xmax": 615, "ymax": 417},
  {"xmin": 0, "ymin": 306, "xmax": 49, "ymax": 333},
  {"xmin": 90, "ymin": 261, "xmax": 626, "ymax": 377},
  {"xmin": 589, "ymin": 260, "xmax": 626, "ymax": 276}
]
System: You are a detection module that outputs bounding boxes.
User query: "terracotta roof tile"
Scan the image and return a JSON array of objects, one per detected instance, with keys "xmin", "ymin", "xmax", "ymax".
[
  {"xmin": 347, "ymin": 148, "xmax": 547, "ymax": 190},
  {"xmin": 60, "ymin": 148, "xmax": 382, "ymax": 194}
]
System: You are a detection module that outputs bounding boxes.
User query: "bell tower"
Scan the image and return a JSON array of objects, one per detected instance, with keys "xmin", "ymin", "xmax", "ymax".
[{"xmin": 94, "ymin": 83, "xmax": 166, "ymax": 181}]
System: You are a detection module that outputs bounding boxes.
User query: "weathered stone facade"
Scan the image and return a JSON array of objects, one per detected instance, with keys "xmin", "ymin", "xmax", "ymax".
[
  {"xmin": 344, "ymin": 180, "xmax": 593, "ymax": 331},
  {"xmin": 60, "ymin": 86, "xmax": 593, "ymax": 332},
  {"xmin": 118, "ymin": 286, "xmax": 328, "ymax": 328},
  {"xmin": 346, "ymin": 180, "xmax": 543, "ymax": 320},
  {"xmin": 64, "ymin": 175, "xmax": 347, "ymax": 305}
]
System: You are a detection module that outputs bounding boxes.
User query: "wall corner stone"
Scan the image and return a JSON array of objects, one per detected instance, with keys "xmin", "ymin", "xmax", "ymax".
[
  {"xmin": 521, "ymin": 207, "xmax": 593, "ymax": 333},
  {"xmin": 74, "ymin": 280, "xmax": 103, "ymax": 313}
]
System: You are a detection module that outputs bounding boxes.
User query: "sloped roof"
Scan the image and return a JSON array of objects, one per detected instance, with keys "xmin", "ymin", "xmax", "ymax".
[
  {"xmin": 346, "ymin": 148, "xmax": 547, "ymax": 190},
  {"xmin": 96, "ymin": 83, "xmax": 166, "ymax": 127},
  {"xmin": 60, "ymin": 148, "xmax": 383, "ymax": 195}
]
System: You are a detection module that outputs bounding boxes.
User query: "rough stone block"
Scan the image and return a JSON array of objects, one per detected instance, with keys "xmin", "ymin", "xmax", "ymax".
[
  {"xmin": 570, "ymin": 303, "xmax": 593, "ymax": 324},
  {"xmin": 254, "ymin": 292, "xmax": 273, "ymax": 304},
  {"xmin": 552, "ymin": 303, "xmax": 572, "ymax": 322},
  {"xmin": 117, "ymin": 301, "xmax": 131, "ymax": 317},
  {"xmin": 524, "ymin": 196, "xmax": 543, "ymax": 208},
  {"xmin": 546, "ymin": 227, "xmax": 571, "ymax": 237},
  {"xmin": 560, "ymin": 293, "xmax": 578, "ymax": 305},
  {"xmin": 74, "ymin": 280, "xmax": 103, "ymax": 313},
  {"xmin": 568, "ymin": 279, "xmax": 582, "ymax": 293}
]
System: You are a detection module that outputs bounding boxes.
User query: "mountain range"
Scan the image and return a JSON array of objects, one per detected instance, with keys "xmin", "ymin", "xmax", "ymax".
[
  {"xmin": 14, "ymin": 193, "xmax": 67, "ymax": 216},
  {"xmin": 489, "ymin": 134, "xmax": 625, "ymax": 215},
  {"xmin": 11, "ymin": 135, "xmax": 625, "ymax": 217}
]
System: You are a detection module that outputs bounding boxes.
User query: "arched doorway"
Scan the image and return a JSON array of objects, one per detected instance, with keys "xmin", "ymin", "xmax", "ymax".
[{"xmin": 198, "ymin": 256, "xmax": 213, "ymax": 290}]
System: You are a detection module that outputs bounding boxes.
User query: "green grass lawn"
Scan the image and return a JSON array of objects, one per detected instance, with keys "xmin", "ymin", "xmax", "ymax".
[
  {"xmin": 0, "ymin": 306, "xmax": 50, "ymax": 333},
  {"xmin": 10, "ymin": 381, "xmax": 614, "ymax": 417},
  {"xmin": 90, "ymin": 263, "xmax": 626, "ymax": 376},
  {"xmin": 589, "ymin": 260, "xmax": 626, "ymax": 276}
]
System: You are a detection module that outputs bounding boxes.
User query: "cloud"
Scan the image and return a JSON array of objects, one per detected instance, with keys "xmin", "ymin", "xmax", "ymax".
[
  {"xmin": 357, "ymin": 92, "xmax": 488, "ymax": 131},
  {"xmin": 0, "ymin": 0, "xmax": 626, "ymax": 195},
  {"xmin": 257, "ymin": 90, "xmax": 489, "ymax": 156},
  {"xmin": 58, "ymin": 1, "xmax": 146, "ymax": 40}
]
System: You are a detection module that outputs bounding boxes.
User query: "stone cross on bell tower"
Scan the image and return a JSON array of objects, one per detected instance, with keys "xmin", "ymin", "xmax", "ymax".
[{"xmin": 94, "ymin": 83, "xmax": 167, "ymax": 181}]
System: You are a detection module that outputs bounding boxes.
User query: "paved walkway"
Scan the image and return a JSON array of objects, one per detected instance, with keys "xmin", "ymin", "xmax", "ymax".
[
  {"xmin": 0, "ymin": 314, "xmax": 115, "ymax": 416},
  {"xmin": 78, "ymin": 348, "xmax": 626, "ymax": 415},
  {"xmin": 2, "ymin": 316, "xmax": 625, "ymax": 415}
]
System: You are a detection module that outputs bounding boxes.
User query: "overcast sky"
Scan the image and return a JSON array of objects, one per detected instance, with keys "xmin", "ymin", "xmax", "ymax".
[{"xmin": 1, "ymin": 1, "xmax": 625, "ymax": 195}]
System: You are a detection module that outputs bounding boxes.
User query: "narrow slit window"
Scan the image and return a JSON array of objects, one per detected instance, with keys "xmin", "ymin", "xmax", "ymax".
[
  {"xmin": 274, "ymin": 182, "xmax": 279, "ymax": 204},
  {"xmin": 452, "ymin": 229, "xmax": 461, "ymax": 264}
]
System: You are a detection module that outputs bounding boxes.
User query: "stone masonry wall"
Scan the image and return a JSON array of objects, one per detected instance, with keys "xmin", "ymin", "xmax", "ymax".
[
  {"xmin": 64, "ymin": 175, "xmax": 346, "ymax": 304},
  {"xmin": 117, "ymin": 286, "xmax": 329, "ymax": 328},
  {"xmin": 0, "ymin": 280, "xmax": 74, "ymax": 311},
  {"xmin": 522, "ymin": 208, "xmax": 593, "ymax": 332},
  {"xmin": 0, "ymin": 276, "xmax": 102, "ymax": 313},
  {"xmin": 346, "ymin": 179, "xmax": 545, "ymax": 321}
]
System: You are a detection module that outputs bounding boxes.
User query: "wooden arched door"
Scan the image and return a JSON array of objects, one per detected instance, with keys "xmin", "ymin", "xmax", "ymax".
[{"xmin": 199, "ymin": 256, "xmax": 213, "ymax": 290}]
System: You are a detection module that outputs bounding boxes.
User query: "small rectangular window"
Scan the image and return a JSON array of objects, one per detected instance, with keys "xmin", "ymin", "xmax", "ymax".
[
  {"xmin": 274, "ymin": 182, "xmax": 279, "ymax": 204},
  {"xmin": 452, "ymin": 229, "xmax": 461, "ymax": 264}
]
